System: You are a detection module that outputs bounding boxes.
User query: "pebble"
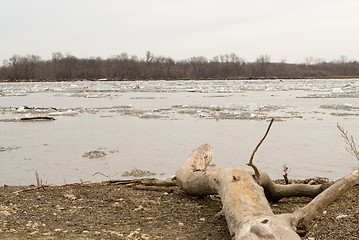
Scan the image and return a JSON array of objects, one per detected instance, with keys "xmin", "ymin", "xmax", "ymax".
[
  {"xmin": 141, "ymin": 233, "xmax": 151, "ymax": 240},
  {"xmin": 29, "ymin": 231, "xmax": 39, "ymax": 235},
  {"xmin": 1, "ymin": 210, "xmax": 11, "ymax": 216},
  {"xmin": 134, "ymin": 205, "xmax": 144, "ymax": 211},
  {"xmin": 335, "ymin": 214, "xmax": 349, "ymax": 220},
  {"xmin": 64, "ymin": 193, "xmax": 77, "ymax": 200},
  {"xmin": 178, "ymin": 222, "xmax": 184, "ymax": 227},
  {"xmin": 127, "ymin": 230, "xmax": 140, "ymax": 238}
]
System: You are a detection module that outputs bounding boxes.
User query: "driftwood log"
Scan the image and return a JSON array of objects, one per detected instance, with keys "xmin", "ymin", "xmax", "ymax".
[
  {"xmin": 176, "ymin": 144, "xmax": 359, "ymax": 239},
  {"xmin": 20, "ymin": 116, "xmax": 55, "ymax": 121}
]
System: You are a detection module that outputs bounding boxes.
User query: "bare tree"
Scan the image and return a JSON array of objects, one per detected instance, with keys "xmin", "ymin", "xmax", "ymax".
[
  {"xmin": 1, "ymin": 52, "xmax": 359, "ymax": 81},
  {"xmin": 304, "ymin": 56, "xmax": 314, "ymax": 66},
  {"xmin": 188, "ymin": 56, "xmax": 208, "ymax": 78}
]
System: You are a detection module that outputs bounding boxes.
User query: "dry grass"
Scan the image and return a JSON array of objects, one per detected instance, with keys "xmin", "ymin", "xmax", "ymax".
[{"xmin": 337, "ymin": 123, "xmax": 359, "ymax": 161}]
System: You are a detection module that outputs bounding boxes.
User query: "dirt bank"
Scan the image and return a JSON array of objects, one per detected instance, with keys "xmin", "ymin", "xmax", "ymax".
[{"xmin": 0, "ymin": 181, "xmax": 358, "ymax": 239}]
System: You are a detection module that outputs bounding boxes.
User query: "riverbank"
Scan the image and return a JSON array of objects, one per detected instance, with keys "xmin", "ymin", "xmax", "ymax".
[{"xmin": 0, "ymin": 181, "xmax": 358, "ymax": 239}]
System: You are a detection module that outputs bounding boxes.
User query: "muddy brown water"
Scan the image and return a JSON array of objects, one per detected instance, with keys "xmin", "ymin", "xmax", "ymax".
[{"xmin": 1, "ymin": 79, "xmax": 359, "ymax": 185}]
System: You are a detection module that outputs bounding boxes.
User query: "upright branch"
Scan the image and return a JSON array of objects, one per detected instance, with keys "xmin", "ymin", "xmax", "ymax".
[
  {"xmin": 337, "ymin": 123, "xmax": 359, "ymax": 161},
  {"xmin": 283, "ymin": 164, "xmax": 290, "ymax": 184},
  {"xmin": 247, "ymin": 118, "xmax": 274, "ymax": 181}
]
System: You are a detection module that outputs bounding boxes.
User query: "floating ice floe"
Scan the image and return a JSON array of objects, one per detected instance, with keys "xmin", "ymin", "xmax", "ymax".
[
  {"xmin": 122, "ymin": 169, "xmax": 156, "ymax": 177},
  {"xmin": 319, "ymin": 104, "xmax": 356, "ymax": 111},
  {"xmin": 49, "ymin": 110, "xmax": 78, "ymax": 116},
  {"xmin": 85, "ymin": 94, "xmax": 99, "ymax": 98},
  {"xmin": 82, "ymin": 150, "xmax": 106, "ymax": 159},
  {"xmin": 16, "ymin": 106, "xmax": 28, "ymax": 113},
  {"xmin": 139, "ymin": 112, "xmax": 162, "ymax": 119},
  {"xmin": 332, "ymin": 88, "xmax": 344, "ymax": 93},
  {"xmin": 0, "ymin": 146, "xmax": 21, "ymax": 152}
]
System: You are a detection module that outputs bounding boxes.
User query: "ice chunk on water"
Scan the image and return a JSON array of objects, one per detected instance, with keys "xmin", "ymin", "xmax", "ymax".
[
  {"xmin": 319, "ymin": 104, "xmax": 355, "ymax": 110},
  {"xmin": 332, "ymin": 88, "xmax": 344, "ymax": 93},
  {"xmin": 139, "ymin": 112, "xmax": 161, "ymax": 119},
  {"xmin": 16, "ymin": 106, "xmax": 27, "ymax": 113},
  {"xmin": 49, "ymin": 110, "xmax": 78, "ymax": 116}
]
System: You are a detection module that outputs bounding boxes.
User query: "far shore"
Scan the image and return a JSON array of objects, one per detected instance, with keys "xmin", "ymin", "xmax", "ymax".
[{"xmin": 1, "ymin": 75, "xmax": 359, "ymax": 83}]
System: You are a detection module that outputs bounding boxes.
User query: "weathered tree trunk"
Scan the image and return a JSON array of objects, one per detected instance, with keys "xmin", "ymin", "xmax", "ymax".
[{"xmin": 176, "ymin": 144, "xmax": 359, "ymax": 239}]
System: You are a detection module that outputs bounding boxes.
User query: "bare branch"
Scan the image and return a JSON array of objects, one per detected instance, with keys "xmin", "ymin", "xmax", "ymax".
[
  {"xmin": 291, "ymin": 166, "xmax": 359, "ymax": 231},
  {"xmin": 337, "ymin": 123, "xmax": 359, "ymax": 161},
  {"xmin": 247, "ymin": 118, "xmax": 274, "ymax": 181}
]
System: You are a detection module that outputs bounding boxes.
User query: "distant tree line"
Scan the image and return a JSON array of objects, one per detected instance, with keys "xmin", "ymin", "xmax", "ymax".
[{"xmin": 1, "ymin": 51, "xmax": 359, "ymax": 81}]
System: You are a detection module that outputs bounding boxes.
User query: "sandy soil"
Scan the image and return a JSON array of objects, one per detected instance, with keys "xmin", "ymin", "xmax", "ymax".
[{"xmin": 0, "ymin": 181, "xmax": 358, "ymax": 240}]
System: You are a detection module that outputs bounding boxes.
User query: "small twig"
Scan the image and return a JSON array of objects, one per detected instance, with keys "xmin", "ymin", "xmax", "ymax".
[
  {"xmin": 247, "ymin": 118, "xmax": 275, "ymax": 181},
  {"xmin": 92, "ymin": 171, "xmax": 118, "ymax": 180},
  {"xmin": 35, "ymin": 171, "xmax": 42, "ymax": 187},
  {"xmin": 80, "ymin": 171, "xmax": 119, "ymax": 184},
  {"xmin": 13, "ymin": 185, "xmax": 48, "ymax": 195},
  {"xmin": 297, "ymin": 217, "xmax": 319, "ymax": 236},
  {"xmin": 337, "ymin": 123, "xmax": 359, "ymax": 161},
  {"xmin": 131, "ymin": 185, "xmax": 174, "ymax": 193}
]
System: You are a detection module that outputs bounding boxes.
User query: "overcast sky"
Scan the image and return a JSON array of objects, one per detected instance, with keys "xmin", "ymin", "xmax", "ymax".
[{"xmin": 1, "ymin": 0, "xmax": 359, "ymax": 64}]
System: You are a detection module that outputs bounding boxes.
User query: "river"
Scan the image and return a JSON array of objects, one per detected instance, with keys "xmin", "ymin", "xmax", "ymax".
[{"xmin": 1, "ymin": 79, "xmax": 359, "ymax": 185}]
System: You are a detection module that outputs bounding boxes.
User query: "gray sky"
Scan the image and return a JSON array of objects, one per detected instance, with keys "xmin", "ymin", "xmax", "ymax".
[{"xmin": 1, "ymin": 0, "xmax": 359, "ymax": 64}]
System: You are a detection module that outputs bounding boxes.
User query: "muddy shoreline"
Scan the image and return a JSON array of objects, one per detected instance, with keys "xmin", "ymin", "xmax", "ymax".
[{"xmin": 1, "ymin": 181, "xmax": 358, "ymax": 240}]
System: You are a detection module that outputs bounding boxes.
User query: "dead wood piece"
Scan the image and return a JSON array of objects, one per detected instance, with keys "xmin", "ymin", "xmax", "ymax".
[
  {"xmin": 176, "ymin": 144, "xmax": 302, "ymax": 239},
  {"xmin": 290, "ymin": 167, "xmax": 359, "ymax": 232},
  {"xmin": 107, "ymin": 178, "xmax": 177, "ymax": 187},
  {"xmin": 131, "ymin": 185, "xmax": 174, "ymax": 193},
  {"xmin": 247, "ymin": 118, "xmax": 274, "ymax": 182},
  {"xmin": 176, "ymin": 122, "xmax": 359, "ymax": 238},
  {"xmin": 258, "ymin": 171, "xmax": 332, "ymax": 202},
  {"xmin": 176, "ymin": 144, "xmax": 354, "ymax": 239},
  {"xmin": 20, "ymin": 116, "xmax": 55, "ymax": 121}
]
